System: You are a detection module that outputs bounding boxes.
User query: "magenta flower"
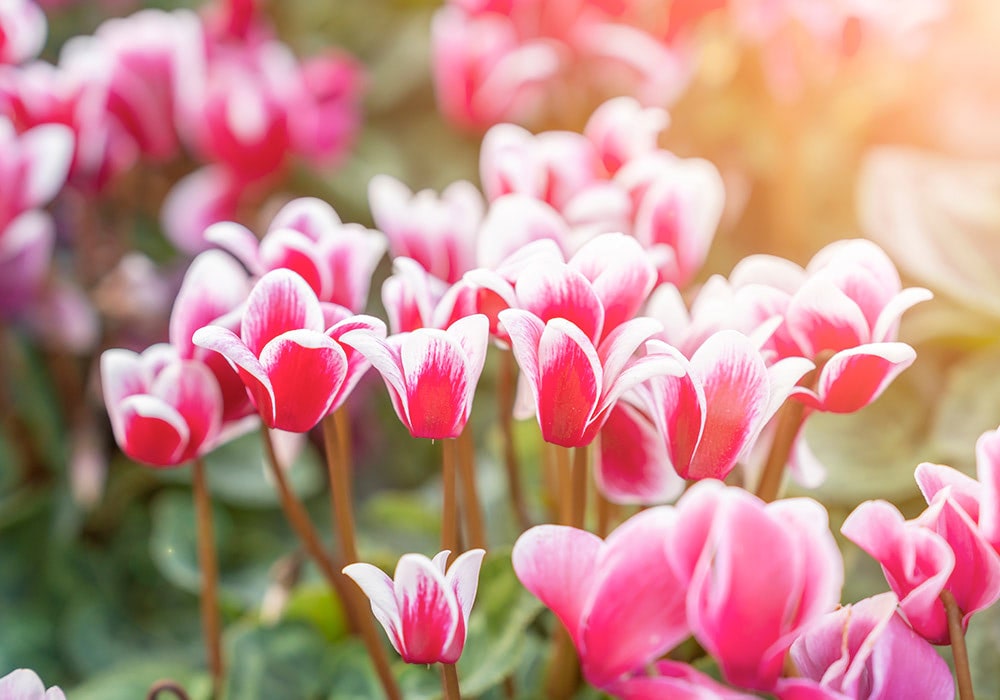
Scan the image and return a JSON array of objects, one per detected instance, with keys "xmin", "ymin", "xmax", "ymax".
[
  {"xmin": 583, "ymin": 97, "xmax": 669, "ymax": 177},
  {"xmin": 512, "ymin": 508, "xmax": 689, "ymax": 688},
  {"xmin": 776, "ymin": 593, "xmax": 955, "ymax": 700},
  {"xmin": 608, "ymin": 660, "xmax": 759, "ymax": 700},
  {"xmin": 193, "ymin": 269, "xmax": 385, "ymax": 433},
  {"xmin": 340, "ymin": 314, "xmax": 489, "ymax": 440},
  {"xmin": 206, "ymin": 197, "xmax": 385, "ymax": 311},
  {"xmin": 501, "ymin": 310, "xmax": 680, "ymax": 447},
  {"xmin": 343, "ymin": 548, "xmax": 485, "ymax": 665},
  {"xmin": 669, "ymin": 480, "xmax": 843, "ymax": 691},
  {"xmin": 637, "ymin": 331, "xmax": 813, "ymax": 481},
  {"xmin": 0, "ymin": 0, "xmax": 46, "ymax": 66},
  {"xmin": 841, "ymin": 489, "xmax": 1000, "ymax": 645},
  {"xmin": 369, "ymin": 174, "xmax": 483, "ymax": 284},
  {"xmin": 731, "ymin": 239, "xmax": 931, "ymax": 413},
  {"xmin": 101, "ymin": 345, "xmax": 223, "ymax": 468},
  {"xmin": 0, "ymin": 669, "xmax": 65, "ymax": 700}
]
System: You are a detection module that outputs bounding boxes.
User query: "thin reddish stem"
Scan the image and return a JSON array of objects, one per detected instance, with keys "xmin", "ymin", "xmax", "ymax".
[
  {"xmin": 457, "ymin": 428, "xmax": 487, "ymax": 550},
  {"xmin": 942, "ymin": 589, "xmax": 975, "ymax": 700},
  {"xmin": 440, "ymin": 663, "xmax": 462, "ymax": 700},
  {"xmin": 442, "ymin": 438, "xmax": 460, "ymax": 555},
  {"xmin": 192, "ymin": 458, "xmax": 223, "ymax": 698},
  {"xmin": 571, "ymin": 445, "xmax": 588, "ymax": 529},
  {"xmin": 556, "ymin": 446, "xmax": 573, "ymax": 525},
  {"xmin": 498, "ymin": 350, "xmax": 531, "ymax": 530}
]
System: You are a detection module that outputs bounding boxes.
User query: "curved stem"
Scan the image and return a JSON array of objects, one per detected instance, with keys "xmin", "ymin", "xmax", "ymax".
[
  {"xmin": 259, "ymin": 427, "xmax": 359, "ymax": 632},
  {"xmin": 942, "ymin": 589, "xmax": 975, "ymax": 700},
  {"xmin": 442, "ymin": 438, "xmax": 460, "ymax": 555},
  {"xmin": 457, "ymin": 428, "xmax": 487, "ymax": 549},
  {"xmin": 146, "ymin": 680, "xmax": 191, "ymax": 700},
  {"xmin": 192, "ymin": 458, "xmax": 223, "ymax": 698},
  {"xmin": 320, "ymin": 414, "xmax": 402, "ymax": 700},
  {"xmin": 440, "ymin": 663, "xmax": 462, "ymax": 700}
]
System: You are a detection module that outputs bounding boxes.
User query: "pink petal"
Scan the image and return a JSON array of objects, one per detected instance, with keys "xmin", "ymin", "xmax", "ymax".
[
  {"xmin": 203, "ymin": 221, "xmax": 263, "ymax": 273},
  {"xmin": 581, "ymin": 507, "xmax": 689, "ymax": 687},
  {"xmin": 21, "ymin": 123, "xmax": 74, "ymax": 208},
  {"xmin": 596, "ymin": 401, "xmax": 684, "ymax": 504},
  {"xmin": 442, "ymin": 547, "xmax": 486, "ymax": 662},
  {"xmin": 536, "ymin": 318, "xmax": 602, "ymax": 446},
  {"xmin": 516, "ymin": 263, "xmax": 605, "ymax": 343},
  {"xmin": 0, "ymin": 669, "xmax": 51, "ymax": 700},
  {"xmin": 476, "ymin": 194, "xmax": 570, "ymax": 270},
  {"xmin": 785, "ymin": 277, "xmax": 871, "ymax": 356},
  {"xmin": 394, "ymin": 553, "xmax": 461, "ymax": 664},
  {"xmin": 339, "ymin": 330, "xmax": 408, "ymax": 422},
  {"xmin": 871, "ymin": 286, "xmax": 933, "ymax": 343},
  {"xmin": 100, "ymin": 348, "xmax": 148, "ymax": 417},
  {"xmin": 268, "ymin": 196, "xmax": 342, "ymax": 239},
  {"xmin": 259, "ymin": 229, "xmax": 331, "ymax": 301},
  {"xmin": 977, "ymin": 428, "xmax": 1000, "ymax": 548},
  {"xmin": 611, "ymin": 660, "xmax": 759, "ymax": 700},
  {"xmin": 241, "ymin": 269, "xmax": 325, "ymax": 355},
  {"xmin": 316, "ymin": 223, "xmax": 386, "ymax": 310},
  {"xmin": 159, "ymin": 166, "xmax": 242, "ymax": 255},
  {"xmin": 343, "ymin": 562, "xmax": 404, "ymax": 657},
  {"xmin": 802, "ymin": 343, "xmax": 916, "ymax": 413},
  {"xmin": 117, "ymin": 395, "xmax": 189, "ymax": 467},
  {"xmin": 641, "ymin": 341, "xmax": 705, "ymax": 479},
  {"xmin": 398, "ymin": 329, "xmax": 476, "ymax": 439},
  {"xmin": 914, "ymin": 462, "xmax": 980, "ymax": 520},
  {"xmin": 169, "ymin": 250, "xmax": 251, "ymax": 355},
  {"xmin": 151, "ymin": 360, "xmax": 223, "ymax": 461},
  {"xmin": 499, "ymin": 308, "xmax": 545, "ymax": 405},
  {"xmin": 258, "ymin": 330, "xmax": 346, "ymax": 433},
  {"xmin": 326, "ymin": 313, "xmax": 387, "ymax": 411},
  {"xmin": 445, "ymin": 314, "xmax": 490, "ymax": 393},
  {"xmin": 571, "ymin": 233, "xmax": 656, "ymax": 339},
  {"xmin": 512, "ymin": 524, "xmax": 602, "ymax": 648}
]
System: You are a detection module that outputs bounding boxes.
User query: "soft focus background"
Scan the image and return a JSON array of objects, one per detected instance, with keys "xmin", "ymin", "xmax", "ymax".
[{"xmin": 4, "ymin": 0, "xmax": 1000, "ymax": 696}]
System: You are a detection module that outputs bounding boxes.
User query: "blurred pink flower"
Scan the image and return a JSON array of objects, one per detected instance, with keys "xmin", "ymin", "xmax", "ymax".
[
  {"xmin": 343, "ymin": 548, "xmax": 485, "ymax": 665},
  {"xmin": 341, "ymin": 315, "xmax": 489, "ymax": 440},
  {"xmin": 0, "ymin": 0, "xmax": 46, "ymax": 66},
  {"xmin": 512, "ymin": 509, "xmax": 689, "ymax": 688},
  {"xmin": 776, "ymin": 593, "xmax": 955, "ymax": 700},
  {"xmin": 669, "ymin": 480, "xmax": 843, "ymax": 690},
  {"xmin": 0, "ymin": 669, "xmax": 65, "ymax": 700},
  {"xmin": 609, "ymin": 660, "xmax": 758, "ymax": 699}
]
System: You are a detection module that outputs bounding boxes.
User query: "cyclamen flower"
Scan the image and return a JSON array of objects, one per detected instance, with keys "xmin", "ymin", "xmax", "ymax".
[
  {"xmin": 343, "ymin": 549, "xmax": 486, "ymax": 665},
  {"xmin": 776, "ymin": 593, "xmax": 955, "ymax": 700},
  {"xmin": 513, "ymin": 509, "xmax": 689, "ymax": 689},
  {"xmin": 193, "ymin": 269, "xmax": 385, "ymax": 433},
  {"xmin": 341, "ymin": 315, "xmax": 489, "ymax": 440},
  {"xmin": 670, "ymin": 480, "xmax": 843, "ymax": 691},
  {"xmin": 501, "ymin": 310, "xmax": 680, "ymax": 448},
  {"xmin": 635, "ymin": 331, "xmax": 813, "ymax": 482},
  {"xmin": 610, "ymin": 660, "xmax": 758, "ymax": 700},
  {"xmin": 101, "ymin": 345, "xmax": 223, "ymax": 467},
  {"xmin": 0, "ymin": 668, "xmax": 65, "ymax": 700},
  {"xmin": 0, "ymin": 0, "xmax": 46, "ymax": 66},
  {"xmin": 730, "ymin": 239, "xmax": 932, "ymax": 413},
  {"xmin": 206, "ymin": 197, "xmax": 385, "ymax": 312}
]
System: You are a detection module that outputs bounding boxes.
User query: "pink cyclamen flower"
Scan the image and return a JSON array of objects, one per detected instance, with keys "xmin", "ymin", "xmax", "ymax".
[
  {"xmin": 776, "ymin": 593, "xmax": 955, "ymax": 700},
  {"xmin": 501, "ymin": 310, "xmax": 680, "ymax": 447},
  {"xmin": 206, "ymin": 197, "xmax": 385, "ymax": 311},
  {"xmin": 193, "ymin": 268, "xmax": 385, "ymax": 433},
  {"xmin": 609, "ymin": 660, "xmax": 759, "ymax": 700},
  {"xmin": 669, "ymin": 480, "xmax": 844, "ymax": 691},
  {"xmin": 369, "ymin": 174, "xmax": 483, "ymax": 285},
  {"xmin": 340, "ymin": 314, "xmax": 489, "ymax": 440},
  {"xmin": 0, "ymin": 668, "xmax": 65, "ymax": 700},
  {"xmin": 635, "ymin": 331, "xmax": 813, "ymax": 482},
  {"xmin": 101, "ymin": 345, "xmax": 223, "ymax": 467},
  {"xmin": 513, "ymin": 508, "xmax": 689, "ymax": 689},
  {"xmin": 343, "ymin": 548, "xmax": 485, "ymax": 665},
  {"xmin": 0, "ymin": 0, "xmax": 46, "ymax": 66},
  {"xmin": 915, "ymin": 425, "xmax": 1000, "ymax": 555},
  {"xmin": 731, "ymin": 239, "xmax": 932, "ymax": 413},
  {"xmin": 841, "ymin": 489, "xmax": 1000, "ymax": 645}
]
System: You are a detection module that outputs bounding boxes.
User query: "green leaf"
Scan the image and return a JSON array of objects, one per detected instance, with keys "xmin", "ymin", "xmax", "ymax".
[
  {"xmin": 223, "ymin": 621, "xmax": 338, "ymax": 700},
  {"xmin": 150, "ymin": 490, "xmax": 232, "ymax": 597},
  {"xmin": 326, "ymin": 640, "xmax": 396, "ymax": 700},
  {"xmin": 282, "ymin": 583, "xmax": 349, "ymax": 643}
]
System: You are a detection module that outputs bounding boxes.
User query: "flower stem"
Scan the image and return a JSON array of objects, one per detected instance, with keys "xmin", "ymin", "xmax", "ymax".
[
  {"xmin": 259, "ymin": 427, "xmax": 359, "ymax": 631},
  {"xmin": 442, "ymin": 438, "xmax": 460, "ymax": 555},
  {"xmin": 571, "ymin": 445, "xmax": 589, "ymax": 529},
  {"xmin": 457, "ymin": 428, "xmax": 487, "ymax": 549},
  {"xmin": 544, "ymin": 626, "xmax": 580, "ymax": 700},
  {"xmin": 440, "ymin": 663, "xmax": 462, "ymax": 700},
  {"xmin": 498, "ymin": 350, "xmax": 531, "ymax": 530},
  {"xmin": 942, "ymin": 589, "xmax": 976, "ymax": 700},
  {"xmin": 556, "ymin": 446, "xmax": 573, "ymax": 525},
  {"xmin": 191, "ymin": 458, "xmax": 223, "ymax": 698},
  {"xmin": 146, "ymin": 680, "xmax": 191, "ymax": 700},
  {"xmin": 320, "ymin": 413, "xmax": 402, "ymax": 700}
]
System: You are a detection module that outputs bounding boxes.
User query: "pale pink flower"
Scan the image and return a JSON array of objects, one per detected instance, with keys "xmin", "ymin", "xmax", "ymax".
[
  {"xmin": 669, "ymin": 480, "xmax": 843, "ymax": 691},
  {"xmin": 0, "ymin": 668, "xmax": 65, "ymax": 700},
  {"xmin": 512, "ymin": 508, "xmax": 689, "ymax": 688},
  {"xmin": 343, "ymin": 548, "xmax": 486, "ymax": 665},
  {"xmin": 160, "ymin": 165, "xmax": 244, "ymax": 255},
  {"xmin": 583, "ymin": 96, "xmax": 669, "ymax": 176},
  {"xmin": 609, "ymin": 660, "xmax": 759, "ymax": 699},
  {"xmin": 776, "ymin": 593, "xmax": 955, "ymax": 700},
  {"xmin": 0, "ymin": 0, "xmax": 46, "ymax": 66}
]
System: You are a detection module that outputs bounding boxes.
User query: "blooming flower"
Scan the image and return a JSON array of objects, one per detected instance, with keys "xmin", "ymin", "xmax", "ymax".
[
  {"xmin": 0, "ymin": 668, "xmax": 65, "ymax": 700},
  {"xmin": 513, "ymin": 508, "xmax": 689, "ymax": 688},
  {"xmin": 343, "ymin": 548, "xmax": 486, "ymax": 665},
  {"xmin": 776, "ymin": 593, "xmax": 955, "ymax": 700},
  {"xmin": 0, "ymin": 0, "xmax": 46, "ymax": 66},
  {"xmin": 101, "ymin": 345, "xmax": 223, "ymax": 467},
  {"xmin": 341, "ymin": 314, "xmax": 490, "ymax": 440}
]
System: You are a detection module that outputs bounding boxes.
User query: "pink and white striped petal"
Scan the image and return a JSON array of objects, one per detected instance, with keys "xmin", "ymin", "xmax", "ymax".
[
  {"xmin": 342, "ymin": 562, "xmax": 404, "ymax": 657},
  {"xmin": 399, "ymin": 330, "xmax": 476, "ymax": 439},
  {"xmin": 871, "ymin": 286, "xmax": 933, "ymax": 343},
  {"xmin": 596, "ymin": 401, "xmax": 683, "ymax": 504},
  {"xmin": 785, "ymin": 277, "xmax": 871, "ymax": 356},
  {"xmin": 259, "ymin": 229, "xmax": 331, "ymax": 301},
  {"xmin": 581, "ymin": 507, "xmax": 688, "ymax": 687},
  {"xmin": 150, "ymin": 361, "xmax": 223, "ymax": 461},
  {"xmin": 441, "ymin": 547, "xmax": 487, "ymax": 662},
  {"xmin": 796, "ymin": 343, "xmax": 916, "ymax": 413},
  {"xmin": 169, "ymin": 250, "xmax": 251, "ymax": 354},
  {"xmin": 117, "ymin": 395, "xmax": 190, "ymax": 467},
  {"xmin": 204, "ymin": 221, "xmax": 263, "ymax": 273},
  {"xmin": 571, "ymin": 233, "xmax": 656, "ymax": 338},
  {"xmin": 394, "ymin": 553, "xmax": 462, "ymax": 664},
  {"xmin": 516, "ymin": 263, "xmax": 605, "ymax": 343},
  {"xmin": 536, "ymin": 318, "xmax": 602, "ymax": 446},
  {"xmin": 512, "ymin": 524, "xmax": 603, "ymax": 649},
  {"xmin": 258, "ymin": 330, "xmax": 346, "ymax": 432},
  {"xmin": 241, "ymin": 269, "xmax": 325, "ymax": 355},
  {"xmin": 976, "ymin": 428, "xmax": 1000, "ymax": 548}
]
